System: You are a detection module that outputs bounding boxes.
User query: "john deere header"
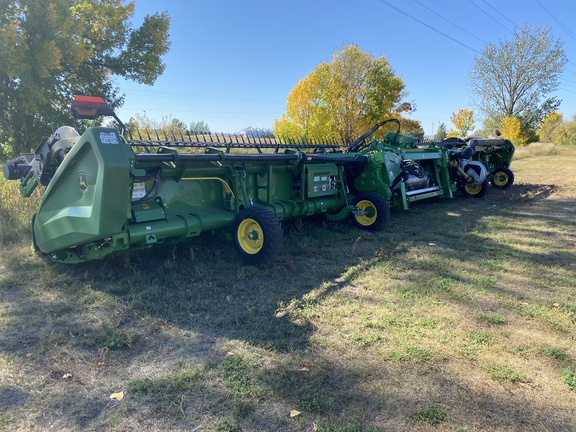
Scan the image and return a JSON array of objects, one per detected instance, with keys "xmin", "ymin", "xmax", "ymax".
[{"xmin": 2, "ymin": 96, "xmax": 514, "ymax": 263}]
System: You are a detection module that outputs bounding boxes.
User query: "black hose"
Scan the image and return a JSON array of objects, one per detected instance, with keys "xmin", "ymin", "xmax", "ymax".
[{"xmin": 461, "ymin": 139, "xmax": 477, "ymax": 160}]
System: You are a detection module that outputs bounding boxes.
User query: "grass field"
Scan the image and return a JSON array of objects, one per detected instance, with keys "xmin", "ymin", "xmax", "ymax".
[{"xmin": 0, "ymin": 144, "xmax": 575, "ymax": 431}]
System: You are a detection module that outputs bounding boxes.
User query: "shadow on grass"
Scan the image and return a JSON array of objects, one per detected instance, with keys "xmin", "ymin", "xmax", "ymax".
[{"xmin": 1, "ymin": 183, "xmax": 575, "ymax": 430}]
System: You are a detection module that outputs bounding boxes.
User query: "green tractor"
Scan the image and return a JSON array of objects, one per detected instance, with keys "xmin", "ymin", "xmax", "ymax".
[{"xmin": 2, "ymin": 96, "xmax": 513, "ymax": 264}]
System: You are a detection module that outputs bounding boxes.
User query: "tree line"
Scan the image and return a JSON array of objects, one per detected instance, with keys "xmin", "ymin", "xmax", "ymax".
[
  {"xmin": 275, "ymin": 24, "xmax": 568, "ymax": 146},
  {"xmin": 0, "ymin": 1, "xmax": 572, "ymax": 161}
]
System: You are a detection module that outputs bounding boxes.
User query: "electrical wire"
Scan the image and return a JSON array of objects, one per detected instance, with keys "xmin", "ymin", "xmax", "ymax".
[
  {"xmin": 468, "ymin": 0, "xmax": 514, "ymax": 35},
  {"xmin": 480, "ymin": 0, "xmax": 518, "ymax": 28},
  {"xmin": 412, "ymin": 0, "xmax": 486, "ymax": 44},
  {"xmin": 535, "ymin": 0, "xmax": 576, "ymax": 41},
  {"xmin": 376, "ymin": 0, "xmax": 482, "ymax": 54}
]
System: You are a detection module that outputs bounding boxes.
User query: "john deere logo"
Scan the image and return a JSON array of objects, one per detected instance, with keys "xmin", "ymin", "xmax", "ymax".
[{"xmin": 78, "ymin": 172, "xmax": 88, "ymax": 192}]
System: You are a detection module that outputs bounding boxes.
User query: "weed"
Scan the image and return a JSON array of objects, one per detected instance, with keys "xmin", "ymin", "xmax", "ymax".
[
  {"xmin": 347, "ymin": 330, "xmax": 380, "ymax": 348},
  {"xmin": 416, "ymin": 317, "xmax": 437, "ymax": 328},
  {"xmin": 539, "ymin": 346, "xmax": 568, "ymax": 361},
  {"xmin": 263, "ymin": 362, "xmax": 334, "ymax": 414},
  {"xmin": 314, "ymin": 418, "xmax": 379, "ymax": 432},
  {"xmin": 483, "ymin": 364, "xmax": 530, "ymax": 385},
  {"xmin": 476, "ymin": 313, "xmax": 506, "ymax": 325},
  {"xmin": 127, "ymin": 367, "xmax": 204, "ymax": 415},
  {"xmin": 388, "ymin": 344, "xmax": 432, "ymax": 362},
  {"xmin": 513, "ymin": 346, "xmax": 533, "ymax": 357},
  {"xmin": 213, "ymin": 415, "xmax": 238, "ymax": 432},
  {"xmin": 468, "ymin": 331, "xmax": 492, "ymax": 345},
  {"xmin": 462, "ymin": 345, "xmax": 479, "ymax": 361},
  {"xmin": 463, "ymin": 331, "xmax": 493, "ymax": 360},
  {"xmin": 562, "ymin": 367, "xmax": 576, "ymax": 390},
  {"xmin": 409, "ymin": 403, "xmax": 447, "ymax": 425},
  {"xmin": 0, "ymin": 413, "xmax": 14, "ymax": 429},
  {"xmin": 88, "ymin": 322, "xmax": 140, "ymax": 350},
  {"xmin": 559, "ymin": 302, "xmax": 576, "ymax": 316},
  {"xmin": 218, "ymin": 354, "xmax": 259, "ymax": 415},
  {"xmin": 467, "ymin": 274, "xmax": 494, "ymax": 291}
]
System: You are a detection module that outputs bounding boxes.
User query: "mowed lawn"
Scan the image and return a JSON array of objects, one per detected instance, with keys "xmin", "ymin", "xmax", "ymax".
[{"xmin": 0, "ymin": 144, "xmax": 575, "ymax": 432}]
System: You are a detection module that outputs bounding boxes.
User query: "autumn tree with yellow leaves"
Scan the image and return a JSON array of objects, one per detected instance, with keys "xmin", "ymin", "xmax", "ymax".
[
  {"xmin": 449, "ymin": 108, "xmax": 475, "ymax": 138},
  {"xmin": 273, "ymin": 45, "xmax": 414, "ymax": 144}
]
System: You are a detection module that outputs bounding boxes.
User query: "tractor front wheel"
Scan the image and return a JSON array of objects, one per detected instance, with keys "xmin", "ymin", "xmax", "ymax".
[
  {"xmin": 233, "ymin": 206, "xmax": 283, "ymax": 263},
  {"xmin": 350, "ymin": 192, "xmax": 390, "ymax": 231},
  {"xmin": 463, "ymin": 179, "xmax": 488, "ymax": 198},
  {"xmin": 490, "ymin": 167, "xmax": 514, "ymax": 189}
]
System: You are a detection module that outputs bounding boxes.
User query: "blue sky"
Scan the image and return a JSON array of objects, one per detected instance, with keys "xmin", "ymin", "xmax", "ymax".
[{"xmin": 114, "ymin": 0, "xmax": 576, "ymax": 136}]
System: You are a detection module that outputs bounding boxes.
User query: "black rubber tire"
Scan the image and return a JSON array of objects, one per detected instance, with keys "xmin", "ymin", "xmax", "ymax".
[
  {"xmin": 463, "ymin": 179, "xmax": 489, "ymax": 198},
  {"xmin": 233, "ymin": 206, "xmax": 283, "ymax": 263},
  {"xmin": 350, "ymin": 192, "xmax": 390, "ymax": 231},
  {"xmin": 490, "ymin": 167, "xmax": 514, "ymax": 189}
]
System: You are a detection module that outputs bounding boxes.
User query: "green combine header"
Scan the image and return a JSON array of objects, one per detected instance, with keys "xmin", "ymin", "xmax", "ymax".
[{"xmin": 2, "ymin": 96, "xmax": 515, "ymax": 263}]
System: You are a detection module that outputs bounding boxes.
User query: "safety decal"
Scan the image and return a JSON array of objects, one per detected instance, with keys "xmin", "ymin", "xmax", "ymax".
[{"xmin": 100, "ymin": 132, "xmax": 118, "ymax": 144}]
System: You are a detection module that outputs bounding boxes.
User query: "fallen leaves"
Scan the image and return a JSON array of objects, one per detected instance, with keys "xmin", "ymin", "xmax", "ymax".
[{"xmin": 110, "ymin": 392, "xmax": 124, "ymax": 401}]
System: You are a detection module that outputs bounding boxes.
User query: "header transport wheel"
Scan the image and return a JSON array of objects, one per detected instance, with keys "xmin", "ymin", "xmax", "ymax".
[
  {"xmin": 490, "ymin": 167, "xmax": 514, "ymax": 189},
  {"xmin": 350, "ymin": 192, "xmax": 390, "ymax": 231},
  {"xmin": 233, "ymin": 206, "xmax": 283, "ymax": 263},
  {"xmin": 463, "ymin": 179, "xmax": 488, "ymax": 198}
]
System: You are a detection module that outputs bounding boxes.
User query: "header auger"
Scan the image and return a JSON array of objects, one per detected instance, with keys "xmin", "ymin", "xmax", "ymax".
[{"xmin": 2, "ymin": 96, "xmax": 515, "ymax": 264}]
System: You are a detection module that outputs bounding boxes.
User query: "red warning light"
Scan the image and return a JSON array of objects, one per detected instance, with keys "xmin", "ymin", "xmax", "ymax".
[{"xmin": 71, "ymin": 95, "xmax": 113, "ymax": 119}]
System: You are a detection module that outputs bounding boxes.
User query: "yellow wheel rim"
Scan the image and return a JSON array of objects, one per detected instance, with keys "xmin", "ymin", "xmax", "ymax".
[
  {"xmin": 465, "ymin": 184, "xmax": 483, "ymax": 195},
  {"xmin": 493, "ymin": 172, "xmax": 509, "ymax": 187},
  {"xmin": 237, "ymin": 218, "xmax": 264, "ymax": 254},
  {"xmin": 354, "ymin": 199, "xmax": 377, "ymax": 227}
]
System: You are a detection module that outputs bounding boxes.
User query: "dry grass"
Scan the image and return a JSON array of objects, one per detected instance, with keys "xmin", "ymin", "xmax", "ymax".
[
  {"xmin": 513, "ymin": 142, "xmax": 576, "ymax": 160},
  {"xmin": 0, "ymin": 146, "xmax": 575, "ymax": 431}
]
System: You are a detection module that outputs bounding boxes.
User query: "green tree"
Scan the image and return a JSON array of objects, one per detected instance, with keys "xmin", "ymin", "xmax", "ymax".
[
  {"xmin": 274, "ymin": 44, "xmax": 412, "ymax": 144},
  {"xmin": 451, "ymin": 108, "xmax": 475, "ymax": 137},
  {"xmin": 468, "ymin": 25, "xmax": 566, "ymax": 126},
  {"xmin": 0, "ymin": 0, "xmax": 170, "ymax": 158},
  {"xmin": 400, "ymin": 119, "xmax": 424, "ymax": 140},
  {"xmin": 434, "ymin": 122, "xmax": 447, "ymax": 141}
]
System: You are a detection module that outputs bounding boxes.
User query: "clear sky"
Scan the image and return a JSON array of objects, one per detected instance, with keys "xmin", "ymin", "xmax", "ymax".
[{"xmin": 113, "ymin": 0, "xmax": 576, "ymax": 137}]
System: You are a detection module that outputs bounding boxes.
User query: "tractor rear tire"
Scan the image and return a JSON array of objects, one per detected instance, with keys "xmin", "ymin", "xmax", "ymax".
[
  {"xmin": 463, "ymin": 179, "xmax": 489, "ymax": 198},
  {"xmin": 490, "ymin": 167, "xmax": 514, "ymax": 189},
  {"xmin": 350, "ymin": 192, "xmax": 390, "ymax": 231},
  {"xmin": 233, "ymin": 206, "xmax": 283, "ymax": 263}
]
